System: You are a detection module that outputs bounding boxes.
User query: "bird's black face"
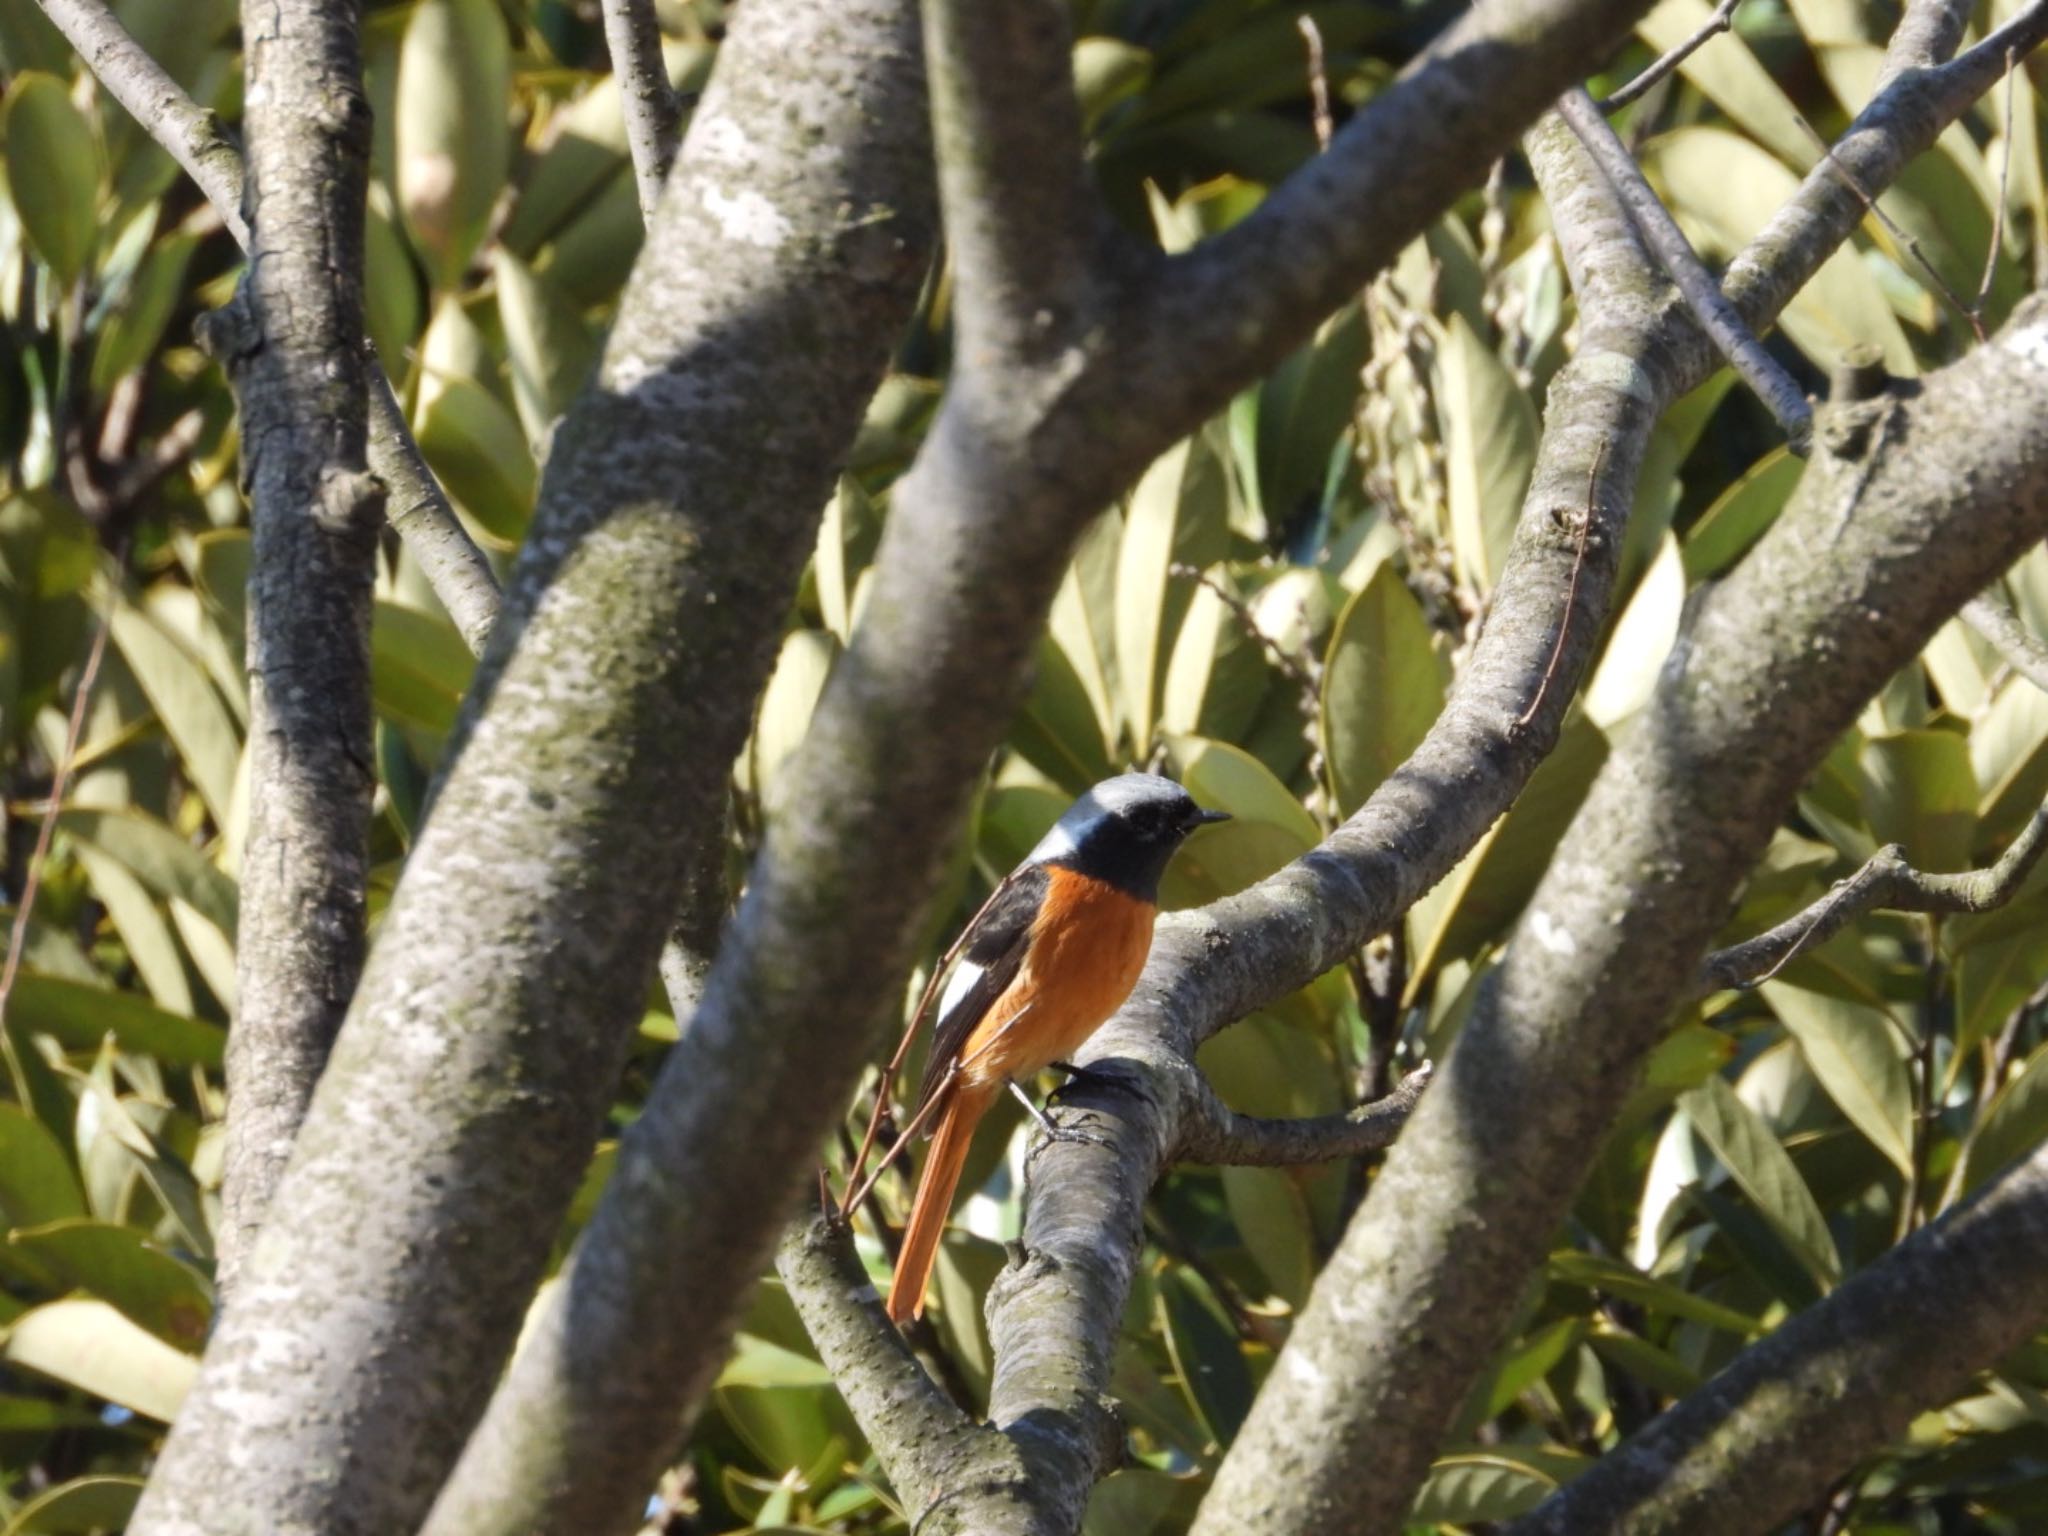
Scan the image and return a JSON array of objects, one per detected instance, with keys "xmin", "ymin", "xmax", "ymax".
[{"xmin": 1038, "ymin": 774, "xmax": 1230, "ymax": 899}]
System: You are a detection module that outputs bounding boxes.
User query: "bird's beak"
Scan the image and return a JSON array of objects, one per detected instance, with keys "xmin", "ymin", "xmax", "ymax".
[{"xmin": 1194, "ymin": 807, "xmax": 1231, "ymax": 826}]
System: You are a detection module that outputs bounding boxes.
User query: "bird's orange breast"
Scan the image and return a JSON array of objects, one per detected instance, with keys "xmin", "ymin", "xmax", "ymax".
[{"xmin": 955, "ymin": 867, "xmax": 1156, "ymax": 1088}]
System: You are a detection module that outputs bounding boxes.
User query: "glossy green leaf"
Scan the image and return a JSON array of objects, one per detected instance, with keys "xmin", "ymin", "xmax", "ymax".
[
  {"xmin": 2, "ymin": 1298, "xmax": 195, "ymax": 1422},
  {"xmin": 2, "ymin": 74, "xmax": 99, "ymax": 288},
  {"xmin": 371, "ymin": 600, "xmax": 476, "ymax": 741},
  {"xmin": 492, "ymin": 249, "xmax": 597, "ymax": 444},
  {"xmin": 12, "ymin": 1219, "xmax": 211, "ymax": 1349},
  {"xmin": 1409, "ymin": 1447, "xmax": 1588, "ymax": 1524},
  {"xmin": 5, "ymin": 975, "xmax": 223, "ymax": 1069},
  {"xmin": 1321, "ymin": 563, "xmax": 1442, "ymax": 815},
  {"xmin": 413, "ymin": 373, "xmax": 536, "ymax": 546},
  {"xmin": 1548, "ymin": 1250, "xmax": 1760, "ymax": 1335},
  {"xmin": 1156, "ymin": 1267, "xmax": 1251, "ymax": 1446},
  {"xmin": 1633, "ymin": 0, "xmax": 1811, "ymax": 165},
  {"xmin": 1761, "ymin": 982, "xmax": 1913, "ymax": 1176},
  {"xmin": 1681, "ymin": 446, "xmax": 1803, "ymax": 582},
  {"xmin": 1860, "ymin": 729, "xmax": 1976, "ymax": 874},
  {"xmin": 1438, "ymin": 311, "xmax": 1537, "ymax": 590},
  {"xmin": 0, "ymin": 1475, "xmax": 145, "ymax": 1536},
  {"xmin": 1223, "ymin": 1165, "xmax": 1314, "ymax": 1308},
  {"xmin": 396, "ymin": 0, "xmax": 510, "ymax": 287},
  {"xmin": 747, "ymin": 630, "xmax": 837, "ymax": 810},
  {"xmin": 1116, "ymin": 433, "xmax": 1228, "ymax": 758},
  {"xmin": 1679, "ymin": 1073, "xmax": 1841, "ymax": 1288},
  {"xmin": 0, "ymin": 1104, "xmax": 85, "ymax": 1230},
  {"xmin": 57, "ymin": 807, "xmax": 236, "ymax": 935},
  {"xmin": 107, "ymin": 603, "xmax": 240, "ymax": 831},
  {"xmin": 67, "ymin": 844, "xmax": 194, "ymax": 1015},
  {"xmin": 1583, "ymin": 534, "xmax": 1684, "ymax": 727},
  {"xmin": 1645, "ymin": 128, "xmax": 1914, "ymax": 374},
  {"xmin": 1965, "ymin": 1041, "xmax": 2048, "ymax": 1193}
]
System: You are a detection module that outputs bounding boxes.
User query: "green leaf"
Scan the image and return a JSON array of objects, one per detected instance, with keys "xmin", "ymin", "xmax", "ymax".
[
  {"xmin": 1860, "ymin": 729, "xmax": 1976, "ymax": 874},
  {"xmin": 1159, "ymin": 568, "xmax": 1265, "ymax": 746},
  {"xmin": 1973, "ymin": 678, "xmax": 2048, "ymax": 846},
  {"xmin": 5, "ymin": 975, "xmax": 223, "ymax": 1070},
  {"xmin": 1644, "ymin": 128, "xmax": 1914, "ymax": 374},
  {"xmin": 1584, "ymin": 534, "xmax": 1685, "ymax": 727},
  {"xmin": 1547, "ymin": 1250, "xmax": 1760, "ymax": 1335},
  {"xmin": 1679, "ymin": 1073, "xmax": 1841, "ymax": 1289},
  {"xmin": 1955, "ymin": 930, "xmax": 2048, "ymax": 1057},
  {"xmin": 1438, "ymin": 312, "xmax": 1538, "ymax": 590},
  {"xmin": 1409, "ymin": 1447, "xmax": 1587, "ymax": 1524},
  {"xmin": 396, "ymin": 0, "xmax": 510, "ymax": 288},
  {"xmin": 747, "ymin": 631, "xmax": 837, "ymax": 811},
  {"xmin": 1760, "ymin": 982, "xmax": 1914, "ymax": 1177},
  {"xmin": 371, "ymin": 600, "xmax": 476, "ymax": 741},
  {"xmin": 2, "ymin": 1298, "xmax": 195, "ymax": 1422},
  {"xmin": 90, "ymin": 230, "xmax": 199, "ymax": 394},
  {"xmin": 1587, "ymin": 1325, "xmax": 1702, "ymax": 1399},
  {"xmin": 1964, "ymin": 1040, "xmax": 2048, "ymax": 1194},
  {"xmin": 1681, "ymin": 447, "xmax": 1803, "ymax": 582},
  {"xmin": 107, "ymin": 602, "xmax": 241, "ymax": 831},
  {"xmin": 1116, "ymin": 433, "xmax": 1229, "ymax": 758},
  {"xmin": 57, "ymin": 807, "xmax": 236, "ymax": 935},
  {"xmin": 492, "ymin": 249, "xmax": 597, "ymax": 444},
  {"xmin": 716, "ymin": 1333, "xmax": 832, "ymax": 1390},
  {"xmin": 0, "ymin": 1104, "xmax": 85, "ymax": 1230},
  {"xmin": 1015, "ymin": 632, "xmax": 1118, "ymax": 793},
  {"xmin": 66, "ymin": 845, "xmax": 193, "ymax": 1015},
  {"xmin": 413, "ymin": 372, "xmax": 536, "ymax": 546},
  {"xmin": 1633, "ymin": 0, "xmax": 1811, "ymax": 165},
  {"xmin": 12, "ymin": 1219, "xmax": 211, "ymax": 1349},
  {"xmin": 1223, "ymin": 1165, "xmax": 1314, "ymax": 1308},
  {"xmin": 1321, "ymin": 563, "xmax": 1442, "ymax": 815},
  {"xmin": 1478, "ymin": 1316, "xmax": 1583, "ymax": 1421},
  {"xmin": 1156, "ymin": 1267, "xmax": 1251, "ymax": 1447},
  {"xmin": 0, "ymin": 1475, "xmax": 145, "ymax": 1536},
  {"xmin": 2, "ymin": 74, "xmax": 100, "ymax": 288}
]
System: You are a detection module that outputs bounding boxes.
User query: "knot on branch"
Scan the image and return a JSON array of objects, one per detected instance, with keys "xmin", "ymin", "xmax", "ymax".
[
  {"xmin": 193, "ymin": 289, "xmax": 263, "ymax": 367},
  {"xmin": 315, "ymin": 466, "xmax": 388, "ymax": 540}
]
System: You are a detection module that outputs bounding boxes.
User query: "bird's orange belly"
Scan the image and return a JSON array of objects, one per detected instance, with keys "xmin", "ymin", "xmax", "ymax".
[{"xmin": 957, "ymin": 868, "xmax": 1156, "ymax": 1087}]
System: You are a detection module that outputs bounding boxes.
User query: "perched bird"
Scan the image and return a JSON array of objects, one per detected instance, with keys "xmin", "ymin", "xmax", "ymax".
[{"xmin": 886, "ymin": 773, "xmax": 1228, "ymax": 1323}]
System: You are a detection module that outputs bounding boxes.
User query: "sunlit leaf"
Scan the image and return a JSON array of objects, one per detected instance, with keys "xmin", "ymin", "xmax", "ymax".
[
  {"xmin": 2, "ymin": 74, "xmax": 99, "ymax": 288},
  {"xmin": 1321, "ymin": 563, "xmax": 1442, "ymax": 815},
  {"xmin": 1679, "ymin": 1073, "xmax": 1841, "ymax": 1289},
  {"xmin": 2, "ymin": 1298, "xmax": 195, "ymax": 1422},
  {"xmin": 1761, "ymin": 982, "xmax": 1913, "ymax": 1177}
]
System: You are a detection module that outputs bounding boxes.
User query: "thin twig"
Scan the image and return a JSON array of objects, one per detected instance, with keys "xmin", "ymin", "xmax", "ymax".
[
  {"xmin": 1599, "ymin": 0, "xmax": 1743, "ymax": 114},
  {"xmin": 1974, "ymin": 48, "xmax": 2019, "ymax": 331},
  {"xmin": 1169, "ymin": 563, "xmax": 1321, "ymax": 697},
  {"xmin": 1963, "ymin": 591, "xmax": 2048, "ymax": 695},
  {"xmin": 599, "ymin": 0, "xmax": 684, "ymax": 226},
  {"xmin": 1793, "ymin": 112, "xmax": 1983, "ymax": 342},
  {"xmin": 1515, "ymin": 445, "xmax": 1603, "ymax": 731},
  {"xmin": 1559, "ymin": 88, "xmax": 1814, "ymax": 452},
  {"xmin": 1298, "ymin": 16, "xmax": 1334, "ymax": 152},
  {"xmin": 0, "ymin": 567, "xmax": 117, "ymax": 1028},
  {"xmin": 1701, "ymin": 803, "xmax": 2048, "ymax": 992},
  {"xmin": 1179, "ymin": 1064, "xmax": 1432, "ymax": 1167},
  {"xmin": 841, "ymin": 1062, "xmax": 960, "ymax": 1218},
  {"xmin": 839, "ymin": 870, "xmax": 1020, "ymax": 1212}
]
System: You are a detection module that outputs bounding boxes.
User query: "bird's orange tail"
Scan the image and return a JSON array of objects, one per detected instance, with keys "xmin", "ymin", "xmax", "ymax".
[{"xmin": 886, "ymin": 1083, "xmax": 996, "ymax": 1323}]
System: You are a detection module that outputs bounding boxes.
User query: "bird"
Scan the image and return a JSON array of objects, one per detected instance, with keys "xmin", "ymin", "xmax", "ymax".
[{"xmin": 884, "ymin": 772, "xmax": 1228, "ymax": 1323}]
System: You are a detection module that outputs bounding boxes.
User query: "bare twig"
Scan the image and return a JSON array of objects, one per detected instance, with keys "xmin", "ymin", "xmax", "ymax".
[
  {"xmin": 1516, "ymin": 446, "xmax": 1603, "ymax": 731},
  {"xmin": 600, "ymin": 0, "xmax": 684, "ymax": 225},
  {"xmin": 1793, "ymin": 112, "xmax": 1983, "ymax": 342},
  {"xmin": 1298, "ymin": 15, "xmax": 1334, "ymax": 151},
  {"xmin": 1179, "ymin": 1064, "xmax": 1432, "ymax": 1166},
  {"xmin": 1598, "ymin": 0, "xmax": 1742, "ymax": 115},
  {"xmin": 1701, "ymin": 804, "xmax": 2048, "ymax": 992},
  {"xmin": 1975, "ymin": 48, "xmax": 2019, "ymax": 331},
  {"xmin": 0, "ymin": 572, "xmax": 116, "ymax": 1033},
  {"xmin": 1558, "ymin": 87, "xmax": 1814, "ymax": 452},
  {"xmin": 1963, "ymin": 590, "xmax": 2048, "ymax": 695}
]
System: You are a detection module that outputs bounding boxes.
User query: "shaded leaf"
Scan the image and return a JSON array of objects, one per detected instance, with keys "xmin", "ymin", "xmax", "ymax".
[
  {"xmin": 1321, "ymin": 563, "xmax": 1442, "ymax": 815},
  {"xmin": 1761, "ymin": 982, "xmax": 1914, "ymax": 1177},
  {"xmin": 1679, "ymin": 1073, "xmax": 1841, "ymax": 1288},
  {"xmin": 2, "ymin": 74, "xmax": 99, "ymax": 288}
]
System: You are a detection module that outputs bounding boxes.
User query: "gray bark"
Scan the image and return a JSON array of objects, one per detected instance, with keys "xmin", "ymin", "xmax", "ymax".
[
  {"xmin": 208, "ymin": 0, "xmax": 379, "ymax": 1301},
  {"xmin": 127, "ymin": 0, "xmax": 935, "ymax": 1531},
  {"xmin": 600, "ymin": 0, "xmax": 683, "ymax": 225},
  {"xmin": 423, "ymin": 0, "xmax": 1672, "ymax": 1530},
  {"xmin": 1189, "ymin": 296, "xmax": 2048, "ymax": 1533}
]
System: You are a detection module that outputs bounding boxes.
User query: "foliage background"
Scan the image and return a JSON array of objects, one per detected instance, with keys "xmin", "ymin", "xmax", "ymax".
[{"xmin": 1, "ymin": 0, "xmax": 2046, "ymax": 1530}]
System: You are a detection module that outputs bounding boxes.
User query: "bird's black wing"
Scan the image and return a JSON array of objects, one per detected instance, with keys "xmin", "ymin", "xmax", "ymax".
[{"xmin": 909, "ymin": 865, "xmax": 1049, "ymax": 1121}]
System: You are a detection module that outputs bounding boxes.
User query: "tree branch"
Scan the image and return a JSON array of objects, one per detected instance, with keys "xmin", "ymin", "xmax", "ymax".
[
  {"xmin": 199, "ymin": 0, "xmax": 380, "ymax": 1304},
  {"xmin": 1190, "ymin": 294, "xmax": 2048, "ymax": 1535},
  {"xmin": 600, "ymin": 0, "xmax": 683, "ymax": 225},
  {"xmin": 1506, "ymin": 1143, "xmax": 2048, "ymax": 1536},
  {"xmin": 1964, "ymin": 590, "xmax": 2048, "ymax": 696},
  {"xmin": 1179, "ymin": 1066, "xmax": 1432, "ymax": 1167},
  {"xmin": 135, "ymin": 1, "xmax": 937, "ymax": 1531},
  {"xmin": 1555, "ymin": 85, "xmax": 1812, "ymax": 452},
  {"xmin": 1701, "ymin": 805, "xmax": 2048, "ymax": 992},
  {"xmin": 31, "ymin": 0, "xmax": 503, "ymax": 652},
  {"xmin": 427, "ymin": 3, "xmax": 1693, "ymax": 1530},
  {"xmin": 1598, "ymin": 0, "xmax": 1741, "ymax": 114}
]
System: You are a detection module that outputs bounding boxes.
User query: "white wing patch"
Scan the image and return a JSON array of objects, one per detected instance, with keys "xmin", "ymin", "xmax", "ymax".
[{"xmin": 939, "ymin": 959, "xmax": 985, "ymax": 1021}]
